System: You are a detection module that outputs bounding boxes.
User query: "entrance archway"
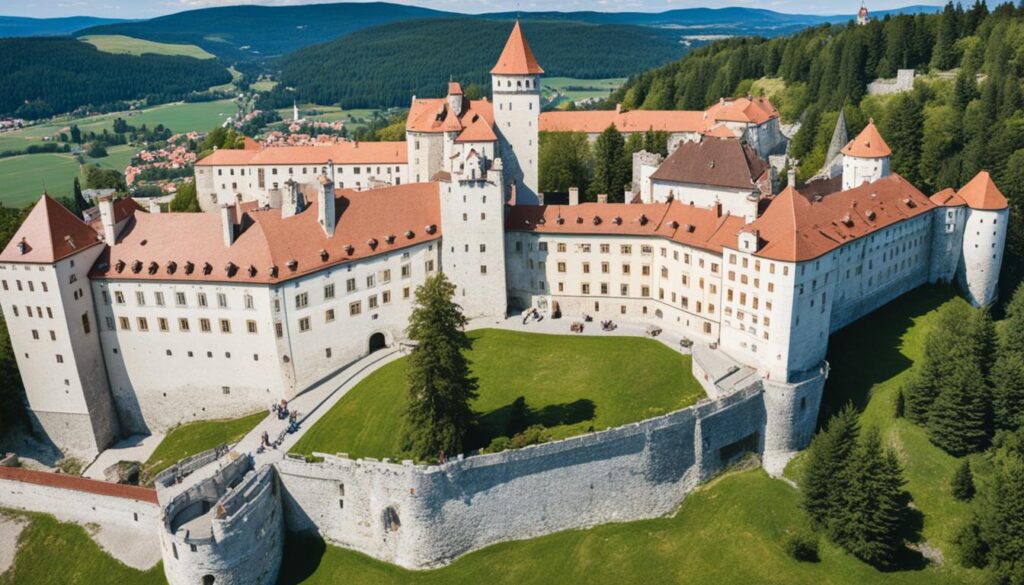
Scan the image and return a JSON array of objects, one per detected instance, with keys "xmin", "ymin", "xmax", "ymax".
[{"xmin": 369, "ymin": 332, "xmax": 387, "ymax": 353}]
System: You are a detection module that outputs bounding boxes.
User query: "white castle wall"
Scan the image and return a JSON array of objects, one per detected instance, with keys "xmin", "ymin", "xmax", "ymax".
[
  {"xmin": 0, "ymin": 472, "xmax": 159, "ymax": 530},
  {"xmin": 276, "ymin": 382, "xmax": 767, "ymax": 569},
  {"xmin": 493, "ymin": 74, "xmax": 540, "ymax": 204},
  {"xmin": 408, "ymin": 132, "xmax": 444, "ymax": 184},
  {"xmin": 958, "ymin": 207, "xmax": 1008, "ymax": 306},
  {"xmin": 929, "ymin": 205, "xmax": 967, "ymax": 284}
]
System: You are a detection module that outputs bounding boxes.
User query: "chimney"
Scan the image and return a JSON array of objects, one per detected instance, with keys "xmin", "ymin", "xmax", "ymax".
[
  {"xmin": 220, "ymin": 204, "xmax": 235, "ymax": 247},
  {"xmin": 97, "ymin": 194, "xmax": 116, "ymax": 244},
  {"xmin": 568, "ymin": 187, "xmax": 579, "ymax": 206},
  {"xmin": 317, "ymin": 175, "xmax": 336, "ymax": 237},
  {"xmin": 624, "ymin": 188, "xmax": 632, "ymax": 203},
  {"xmin": 148, "ymin": 199, "xmax": 161, "ymax": 214},
  {"xmin": 537, "ymin": 192, "xmax": 545, "ymax": 206},
  {"xmin": 715, "ymin": 202, "xmax": 723, "ymax": 217},
  {"xmin": 282, "ymin": 179, "xmax": 303, "ymax": 219},
  {"xmin": 615, "ymin": 104, "xmax": 622, "ymax": 114},
  {"xmin": 597, "ymin": 194, "xmax": 608, "ymax": 204},
  {"xmin": 787, "ymin": 166, "xmax": 797, "ymax": 188}
]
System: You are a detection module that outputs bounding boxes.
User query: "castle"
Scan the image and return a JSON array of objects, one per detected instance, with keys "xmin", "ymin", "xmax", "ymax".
[{"xmin": 0, "ymin": 22, "xmax": 1009, "ymax": 584}]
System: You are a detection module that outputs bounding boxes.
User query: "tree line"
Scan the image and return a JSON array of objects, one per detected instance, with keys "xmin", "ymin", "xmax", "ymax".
[
  {"xmin": 260, "ymin": 19, "xmax": 686, "ymax": 110},
  {"xmin": 0, "ymin": 37, "xmax": 232, "ymax": 119}
]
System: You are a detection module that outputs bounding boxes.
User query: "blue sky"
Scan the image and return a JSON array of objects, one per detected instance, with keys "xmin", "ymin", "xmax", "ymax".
[{"xmin": 5, "ymin": 0, "xmax": 943, "ymax": 20}]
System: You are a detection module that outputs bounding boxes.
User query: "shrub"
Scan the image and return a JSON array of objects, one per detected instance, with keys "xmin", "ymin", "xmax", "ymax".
[
  {"xmin": 953, "ymin": 521, "xmax": 988, "ymax": 568},
  {"xmin": 509, "ymin": 425, "xmax": 551, "ymax": 449},
  {"xmin": 783, "ymin": 530, "xmax": 820, "ymax": 563},
  {"xmin": 484, "ymin": 436, "xmax": 512, "ymax": 454},
  {"xmin": 894, "ymin": 389, "xmax": 905, "ymax": 418},
  {"xmin": 951, "ymin": 460, "xmax": 976, "ymax": 501}
]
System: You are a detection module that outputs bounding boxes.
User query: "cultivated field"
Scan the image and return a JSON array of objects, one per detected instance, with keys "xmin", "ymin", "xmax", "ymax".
[
  {"xmin": 0, "ymin": 144, "xmax": 135, "ymax": 207},
  {"xmin": 79, "ymin": 35, "xmax": 215, "ymax": 60},
  {"xmin": 291, "ymin": 328, "xmax": 704, "ymax": 460},
  {"xmin": 541, "ymin": 77, "xmax": 625, "ymax": 109}
]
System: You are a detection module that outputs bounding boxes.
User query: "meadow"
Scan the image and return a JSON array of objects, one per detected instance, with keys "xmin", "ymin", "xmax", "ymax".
[{"xmin": 79, "ymin": 35, "xmax": 215, "ymax": 60}]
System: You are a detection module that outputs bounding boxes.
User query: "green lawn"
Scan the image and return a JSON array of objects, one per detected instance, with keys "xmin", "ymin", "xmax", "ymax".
[
  {"xmin": 541, "ymin": 77, "xmax": 625, "ymax": 109},
  {"xmin": 292, "ymin": 329, "xmax": 703, "ymax": 459},
  {"xmin": 79, "ymin": 35, "xmax": 215, "ymax": 60},
  {"xmin": 0, "ymin": 510, "xmax": 165, "ymax": 585},
  {"xmin": 143, "ymin": 410, "xmax": 265, "ymax": 480},
  {"xmin": 0, "ymin": 144, "xmax": 138, "ymax": 207}
]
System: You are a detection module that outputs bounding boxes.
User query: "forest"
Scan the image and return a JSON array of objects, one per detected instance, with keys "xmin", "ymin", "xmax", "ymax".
[
  {"xmin": 260, "ymin": 19, "xmax": 687, "ymax": 110},
  {"xmin": 0, "ymin": 38, "xmax": 232, "ymax": 119}
]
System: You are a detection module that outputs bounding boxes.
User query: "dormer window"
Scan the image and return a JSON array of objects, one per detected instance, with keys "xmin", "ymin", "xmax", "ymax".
[
  {"xmin": 319, "ymin": 249, "xmax": 329, "ymax": 261},
  {"xmin": 203, "ymin": 262, "xmax": 213, "ymax": 275},
  {"xmin": 287, "ymin": 260, "xmax": 298, "ymax": 271},
  {"xmin": 115, "ymin": 260, "xmax": 126, "ymax": 273},
  {"xmin": 405, "ymin": 230, "xmax": 415, "ymax": 239},
  {"xmin": 131, "ymin": 260, "xmax": 142, "ymax": 274},
  {"xmin": 16, "ymin": 238, "xmax": 27, "ymax": 254},
  {"xmin": 184, "ymin": 262, "xmax": 195, "ymax": 275},
  {"xmin": 248, "ymin": 265, "xmax": 257, "ymax": 277},
  {"xmin": 367, "ymin": 238, "xmax": 379, "ymax": 249},
  {"xmin": 344, "ymin": 245, "xmax": 354, "ymax": 255},
  {"xmin": 148, "ymin": 262, "xmax": 158, "ymax": 275},
  {"xmin": 166, "ymin": 261, "xmax": 177, "ymax": 274}
]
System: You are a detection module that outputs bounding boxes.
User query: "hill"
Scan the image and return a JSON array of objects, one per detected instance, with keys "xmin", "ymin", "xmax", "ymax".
[
  {"xmin": 74, "ymin": 2, "xmax": 454, "ymax": 62},
  {"xmin": 0, "ymin": 15, "xmax": 126, "ymax": 37},
  {"xmin": 79, "ymin": 35, "xmax": 216, "ymax": 59},
  {"xmin": 0, "ymin": 37, "xmax": 232, "ymax": 119},
  {"xmin": 264, "ymin": 18, "xmax": 687, "ymax": 109}
]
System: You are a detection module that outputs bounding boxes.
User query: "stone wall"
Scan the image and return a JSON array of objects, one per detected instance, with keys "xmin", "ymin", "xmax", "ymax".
[
  {"xmin": 0, "ymin": 467, "xmax": 159, "ymax": 529},
  {"xmin": 276, "ymin": 383, "xmax": 766, "ymax": 569}
]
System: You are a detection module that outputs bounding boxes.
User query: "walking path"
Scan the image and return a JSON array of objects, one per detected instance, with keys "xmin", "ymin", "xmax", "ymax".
[{"xmin": 82, "ymin": 433, "xmax": 165, "ymax": 480}]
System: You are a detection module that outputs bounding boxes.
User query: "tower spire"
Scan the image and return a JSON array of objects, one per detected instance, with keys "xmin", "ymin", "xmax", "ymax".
[{"xmin": 490, "ymin": 21, "xmax": 544, "ymax": 75}]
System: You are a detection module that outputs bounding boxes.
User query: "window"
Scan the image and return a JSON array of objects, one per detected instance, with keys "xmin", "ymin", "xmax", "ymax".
[
  {"xmin": 382, "ymin": 290, "xmax": 391, "ymax": 304},
  {"xmin": 401, "ymin": 264, "xmax": 411, "ymax": 279},
  {"xmin": 56, "ymin": 354, "xmax": 64, "ymax": 364},
  {"xmin": 557, "ymin": 243, "xmax": 567, "ymax": 253},
  {"xmin": 247, "ymin": 320, "xmax": 258, "ymax": 333},
  {"xmin": 115, "ymin": 291, "xmax": 125, "ymax": 304},
  {"xmin": 179, "ymin": 318, "xmax": 190, "ymax": 332},
  {"xmin": 158, "ymin": 318, "xmax": 168, "ymax": 332},
  {"xmin": 346, "ymin": 278, "xmax": 357, "ymax": 292},
  {"xmin": 403, "ymin": 287, "xmax": 411, "ymax": 299},
  {"xmin": 368, "ymin": 295, "xmax": 379, "ymax": 309},
  {"xmin": 295, "ymin": 293, "xmax": 308, "ymax": 309},
  {"xmin": 275, "ymin": 323, "xmax": 283, "ymax": 338},
  {"xmin": 349, "ymin": 301, "xmax": 362, "ymax": 316},
  {"xmin": 118, "ymin": 317, "xmax": 130, "ymax": 331},
  {"xmin": 382, "ymin": 269, "xmax": 391, "ymax": 284},
  {"xmin": 200, "ymin": 318, "xmax": 211, "ymax": 333},
  {"xmin": 622, "ymin": 263, "xmax": 631, "ymax": 275},
  {"xmin": 325, "ymin": 309, "xmax": 335, "ymax": 322},
  {"xmin": 217, "ymin": 293, "xmax": 228, "ymax": 308},
  {"xmin": 155, "ymin": 292, "xmax": 165, "ymax": 306},
  {"xmin": 620, "ymin": 245, "xmax": 632, "ymax": 255},
  {"xmin": 198, "ymin": 293, "xmax": 207, "ymax": 308},
  {"xmin": 557, "ymin": 262, "xmax": 567, "ymax": 273},
  {"xmin": 220, "ymin": 319, "xmax": 231, "ymax": 333},
  {"xmin": 581, "ymin": 283, "xmax": 591, "ymax": 295},
  {"xmin": 176, "ymin": 292, "xmax": 187, "ymax": 306},
  {"xmin": 299, "ymin": 317, "xmax": 311, "ymax": 332},
  {"xmin": 81, "ymin": 313, "xmax": 91, "ymax": 334},
  {"xmin": 366, "ymin": 275, "xmax": 376, "ymax": 288},
  {"xmin": 244, "ymin": 294, "xmax": 254, "ymax": 310},
  {"xmin": 135, "ymin": 291, "xmax": 145, "ymax": 306},
  {"xmin": 137, "ymin": 317, "xmax": 149, "ymax": 332},
  {"xmin": 480, "ymin": 265, "xmax": 488, "ymax": 275}
]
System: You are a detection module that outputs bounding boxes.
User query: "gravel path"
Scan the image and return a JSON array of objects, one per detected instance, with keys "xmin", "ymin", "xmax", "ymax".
[{"xmin": 0, "ymin": 515, "xmax": 28, "ymax": 575}]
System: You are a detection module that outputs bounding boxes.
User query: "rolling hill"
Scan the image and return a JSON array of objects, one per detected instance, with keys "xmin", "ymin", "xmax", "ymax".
[
  {"xmin": 264, "ymin": 18, "xmax": 688, "ymax": 109},
  {"xmin": 0, "ymin": 15, "xmax": 126, "ymax": 37},
  {"xmin": 74, "ymin": 2, "xmax": 455, "ymax": 62}
]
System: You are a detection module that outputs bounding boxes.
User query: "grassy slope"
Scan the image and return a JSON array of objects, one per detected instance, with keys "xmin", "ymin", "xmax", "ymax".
[
  {"xmin": 292, "ymin": 328, "xmax": 703, "ymax": 459},
  {"xmin": 143, "ymin": 410, "xmax": 265, "ymax": 479},
  {"xmin": 79, "ymin": 35, "xmax": 215, "ymax": 60},
  {"xmin": 0, "ymin": 144, "xmax": 134, "ymax": 207},
  {"xmin": 0, "ymin": 511, "xmax": 165, "ymax": 585}
]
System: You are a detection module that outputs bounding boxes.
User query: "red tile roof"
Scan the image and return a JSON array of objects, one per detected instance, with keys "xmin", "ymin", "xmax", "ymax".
[
  {"xmin": 455, "ymin": 116, "xmax": 498, "ymax": 143},
  {"xmin": 0, "ymin": 466, "xmax": 158, "ymax": 504},
  {"xmin": 957, "ymin": 171, "xmax": 1008, "ymax": 210},
  {"xmin": 930, "ymin": 187, "xmax": 966, "ymax": 207},
  {"xmin": 705, "ymin": 97, "xmax": 780, "ymax": 125},
  {"xmin": 448, "ymin": 82, "xmax": 463, "ymax": 95},
  {"xmin": 91, "ymin": 182, "xmax": 442, "ymax": 285},
  {"xmin": 0, "ymin": 195, "xmax": 103, "ymax": 264},
  {"xmin": 745, "ymin": 173, "xmax": 934, "ymax": 262},
  {"xmin": 841, "ymin": 120, "xmax": 891, "ymax": 158},
  {"xmin": 196, "ymin": 142, "xmax": 407, "ymax": 167},
  {"xmin": 491, "ymin": 21, "xmax": 544, "ymax": 75},
  {"xmin": 650, "ymin": 136, "xmax": 770, "ymax": 191},
  {"xmin": 406, "ymin": 97, "xmax": 493, "ymax": 135},
  {"xmin": 86, "ymin": 198, "xmax": 146, "ymax": 234},
  {"xmin": 506, "ymin": 200, "xmax": 745, "ymax": 255}
]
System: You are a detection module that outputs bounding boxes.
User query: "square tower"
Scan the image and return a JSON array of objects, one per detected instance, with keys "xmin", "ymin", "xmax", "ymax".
[{"xmin": 491, "ymin": 21, "xmax": 542, "ymax": 205}]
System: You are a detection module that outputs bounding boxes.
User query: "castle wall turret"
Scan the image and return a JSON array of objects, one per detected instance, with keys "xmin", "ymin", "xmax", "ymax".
[{"xmin": 958, "ymin": 206, "xmax": 1008, "ymax": 306}]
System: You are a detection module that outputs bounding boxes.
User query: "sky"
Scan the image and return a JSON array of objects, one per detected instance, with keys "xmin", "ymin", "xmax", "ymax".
[{"xmin": 1, "ymin": 0, "xmax": 943, "ymax": 21}]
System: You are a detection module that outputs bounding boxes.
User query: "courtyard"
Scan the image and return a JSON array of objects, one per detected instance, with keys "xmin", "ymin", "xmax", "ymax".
[{"xmin": 290, "ymin": 328, "xmax": 705, "ymax": 460}]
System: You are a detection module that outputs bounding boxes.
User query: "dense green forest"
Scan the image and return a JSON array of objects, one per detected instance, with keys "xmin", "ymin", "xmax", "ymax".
[
  {"xmin": 0, "ymin": 37, "xmax": 231, "ymax": 119},
  {"xmin": 0, "ymin": 205, "xmax": 29, "ymax": 433},
  {"xmin": 261, "ymin": 19, "xmax": 687, "ymax": 110},
  {"xmin": 604, "ymin": 1, "xmax": 1024, "ymax": 291}
]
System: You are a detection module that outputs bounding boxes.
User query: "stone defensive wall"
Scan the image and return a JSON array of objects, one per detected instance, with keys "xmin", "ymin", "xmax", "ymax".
[
  {"xmin": 0, "ymin": 466, "xmax": 159, "ymax": 529},
  {"xmin": 276, "ymin": 381, "xmax": 766, "ymax": 569},
  {"xmin": 159, "ymin": 455, "xmax": 284, "ymax": 585}
]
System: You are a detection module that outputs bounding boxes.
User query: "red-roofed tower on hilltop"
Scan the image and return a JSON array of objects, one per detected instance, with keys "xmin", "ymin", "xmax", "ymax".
[
  {"xmin": 492, "ymin": 21, "xmax": 542, "ymax": 205},
  {"xmin": 841, "ymin": 119, "xmax": 891, "ymax": 190},
  {"xmin": 857, "ymin": 1, "xmax": 869, "ymax": 25}
]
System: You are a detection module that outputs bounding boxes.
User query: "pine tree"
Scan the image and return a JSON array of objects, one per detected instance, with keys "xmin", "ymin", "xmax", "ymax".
[
  {"xmin": 590, "ymin": 124, "xmax": 629, "ymax": 201},
  {"xmin": 931, "ymin": 2, "xmax": 960, "ymax": 71},
  {"xmin": 977, "ymin": 455, "xmax": 1024, "ymax": 583},
  {"xmin": 952, "ymin": 69, "xmax": 977, "ymax": 112},
  {"xmin": 401, "ymin": 272, "xmax": 479, "ymax": 461},
  {"xmin": 927, "ymin": 365, "xmax": 990, "ymax": 455},
  {"xmin": 72, "ymin": 177, "xmax": 88, "ymax": 215},
  {"xmin": 886, "ymin": 93, "xmax": 924, "ymax": 184},
  {"xmin": 992, "ymin": 283, "xmax": 1024, "ymax": 430},
  {"xmin": 952, "ymin": 459, "xmax": 976, "ymax": 501},
  {"xmin": 836, "ymin": 427, "xmax": 909, "ymax": 569},
  {"xmin": 802, "ymin": 404, "xmax": 860, "ymax": 529}
]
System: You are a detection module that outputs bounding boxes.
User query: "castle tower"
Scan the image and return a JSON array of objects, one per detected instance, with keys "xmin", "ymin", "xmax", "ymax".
[
  {"xmin": 956, "ymin": 171, "xmax": 1009, "ymax": 306},
  {"xmin": 857, "ymin": 1, "xmax": 869, "ymax": 25},
  {"xmin": 841, "ymin": 119, "xmax": 890, "ymax": 190},
  {"xmin": 0, "ymin": 195, "xmax": 120, "ymax": 458},
  {"xmin": 491, "ymin": 21, "xmax": 542, "ymax": 205}
]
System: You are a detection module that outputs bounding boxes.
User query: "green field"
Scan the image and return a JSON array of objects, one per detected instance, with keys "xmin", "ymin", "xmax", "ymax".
[
  {"xmin": 0, "ymin": 144, "xmax": 136, "ymax": 207},
  {"xmin": 541, "ymin": 77, "xmax": 625, "ymax": 109},
  {"xmin": 274, "ymin": 104, "xmax": 392, "ymax": 128},
  {"xmin": 292, "ymin": 328, "xmax": 704, "ymax": 459},
  {"xmin": 0, "ymin": 510, "xmax": 165, "ymax": 585},
  {"xmin": 143, "ymin": 411, "xmax": 265, "ymax": 481},
  {"xmin": 79, "ymin": 35, "xmax": 215, "ymax": 60},
  {"xmin": 252, "ymin": 80, "xmax": 279, "ymax": 93}
]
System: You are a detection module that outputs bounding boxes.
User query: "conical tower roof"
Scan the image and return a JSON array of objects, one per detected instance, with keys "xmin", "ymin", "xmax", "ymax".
[
  {"xmin": 841, "ymin": 118, "xmax": 890, "ymax": 158},
  {"xmin": 0, "ymin": 194, "xmax": 102, "ymax": 263},
  {"xmin": 491, "ymin": 21, "xmax": 544, "ymax": 75},
  {"xmin": 958, "ymin": 171, "xmax": 1008, "ymax": 210}
]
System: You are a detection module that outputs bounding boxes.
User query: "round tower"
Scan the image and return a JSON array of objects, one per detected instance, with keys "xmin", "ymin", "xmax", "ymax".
[
  {"xmin": 491, "ymin": 21, "xmax": 542, "ymax": 205},
  {"xmin": 841, "ymin": 118, "xmax": 890, "ymax": 190},
  {"xmin": 956, "ymin": 171, "xmax": 1009, "ymax": 306}
]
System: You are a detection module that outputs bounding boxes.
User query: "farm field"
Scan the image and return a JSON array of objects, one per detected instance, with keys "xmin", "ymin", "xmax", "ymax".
[
  {"xmin": 541, "ymin": 77, "xmax": 625, "ymax": 109},
  {"xmin": 273, "ymin": 104, "xmax": 394, "ymax": 129},
  {"xmin": 79, "ymin": 35, "xmax": 215, "ymax": 59},
  {"xmin": 0, "ymin": 144, "xmax": 135, "ymax": 207},
  {"xmin": 291, "ymin": 328, "xmax": 704, "ymax": 460}
]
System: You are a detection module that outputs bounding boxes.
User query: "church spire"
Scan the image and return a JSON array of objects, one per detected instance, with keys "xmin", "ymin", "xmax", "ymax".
[{"xmin": 491, "ymin": 21, "xmax": 544, "ymax": 75}]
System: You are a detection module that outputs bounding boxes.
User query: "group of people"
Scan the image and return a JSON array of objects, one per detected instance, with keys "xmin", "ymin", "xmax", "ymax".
[
  {"xmin": 258, "ymin": 399, "xmax": 301, "ymax": 454},
  {"xmin": 522, "ymin": 308, "xmax": 544, "ymax": 325},
  {"xmin": 601, "ymin": 320, "xmax": 617, "ymax": 331},
  {"xmin": 570, "ymin": 321, "xmax": 585, "ymax": 333}
]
